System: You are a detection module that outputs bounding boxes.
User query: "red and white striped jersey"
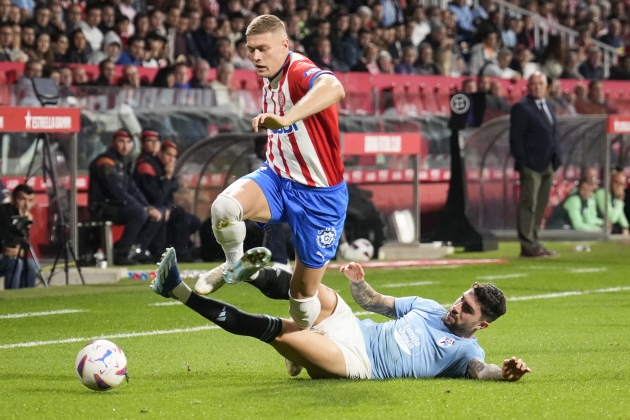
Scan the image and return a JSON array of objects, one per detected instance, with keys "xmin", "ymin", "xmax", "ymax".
[{"xmin": 262, "ymin": 52, "xmax": 344, "ymax": 187}]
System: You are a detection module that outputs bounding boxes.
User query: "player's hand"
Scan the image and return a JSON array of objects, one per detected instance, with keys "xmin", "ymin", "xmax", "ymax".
[
  {"xmin": 340, "ymin": 262, "xmax": 365, "ymax": 282},
  {"xmin": 252, "ymin": 113, "xmax": 289, "ymax": 132},
  {"xmin": 147, "ymin": 207, "xmax": 162, "ymax": 222},
  {"xmin": 501, "ymin": 357, "xmax": 531, "ymax": 382}
]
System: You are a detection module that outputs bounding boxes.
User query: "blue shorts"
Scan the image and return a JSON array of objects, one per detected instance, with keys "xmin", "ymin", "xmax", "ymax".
[{"xmin": 242, "ymin": 164, "xmax": 348, "ymax": 268}]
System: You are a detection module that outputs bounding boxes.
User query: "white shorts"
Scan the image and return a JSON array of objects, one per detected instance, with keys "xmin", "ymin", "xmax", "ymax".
[{"xmin": 313, "ymin": 293, "xmax": 372, "ymax": 379}]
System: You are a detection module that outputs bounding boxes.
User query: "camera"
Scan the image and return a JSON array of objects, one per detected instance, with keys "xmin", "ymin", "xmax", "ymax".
[{"xmin": 11, "ymin": 215, "xmax": 33, "ymax": 239}]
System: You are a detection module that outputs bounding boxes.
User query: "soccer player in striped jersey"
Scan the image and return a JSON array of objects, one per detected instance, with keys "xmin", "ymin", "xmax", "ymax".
[{"xmin": 194, "ymin": 14, "xmax": 347, "ymax": 329}]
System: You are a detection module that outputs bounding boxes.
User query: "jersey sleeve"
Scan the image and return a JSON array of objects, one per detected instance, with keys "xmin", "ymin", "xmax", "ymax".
[
  {"xmin": 448, "ymin": 343, "xmax": 486, "ymax": 378},
  {"xmin": 288, "ymin": 60, "xmax": 334, "ymax": 94},
  {"xmin": 394, "ymin": 297, "xmax": 445, "ymax": 318}
]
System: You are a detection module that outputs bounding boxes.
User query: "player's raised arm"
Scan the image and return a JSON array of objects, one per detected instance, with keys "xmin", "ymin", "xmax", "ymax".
[
  {"xmin": 467, "ymin": 357, "xmax": 531, "ymax": 381},
  {"xmin": 341, "ymin": 262, "xmax": 396, "ymax": 319}
]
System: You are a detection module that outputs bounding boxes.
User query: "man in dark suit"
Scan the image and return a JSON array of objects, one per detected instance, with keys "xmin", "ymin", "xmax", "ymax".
[{"xmin": 509, "ymin": 72, "xmax": 562, "ymax": 257}]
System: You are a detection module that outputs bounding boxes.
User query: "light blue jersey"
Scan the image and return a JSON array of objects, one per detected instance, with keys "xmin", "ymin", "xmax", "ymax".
[{"xmin": 357, "ymin": 297, "xmax": 485, "ymax": 379}]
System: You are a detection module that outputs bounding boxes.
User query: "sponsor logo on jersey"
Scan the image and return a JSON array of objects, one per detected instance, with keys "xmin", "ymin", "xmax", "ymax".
[
  {"xmin": 271, "ymin": 123, "xmax": 299, "ymax": 134},
  {"xmin": 437, "ymin": 337, "xmax": 455, "ymax": 347},
  {"xmin": 394, "ymin": 325, "xmax": 422, "ymax": 355},
  {"xmin": 303, "ymin": 68, "xmax": 319, "ymax": 78},
  {"xmin": 316, "ymin": 227, "xmax": 337, "ymax": 249}
]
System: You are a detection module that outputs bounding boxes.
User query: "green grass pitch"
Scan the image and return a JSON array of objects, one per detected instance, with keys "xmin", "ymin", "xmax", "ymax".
[{"xmin": 1, "ymin": 242, "xmax": 629, "ymax": 419}]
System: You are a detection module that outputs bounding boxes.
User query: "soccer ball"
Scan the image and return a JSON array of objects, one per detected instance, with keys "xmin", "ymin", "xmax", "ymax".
[
  {"xmin": 75, "ymin": 340, "xmax": 127, "ymax": 391},
  {"xmin": 349, "ymin": 238, "xmax": 374, "ymax": 261}
]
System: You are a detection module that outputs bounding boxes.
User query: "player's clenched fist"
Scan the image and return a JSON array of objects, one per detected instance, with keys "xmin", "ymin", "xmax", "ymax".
[{"xmin": 252, "ymin": 113, "xmax": 289, "ymax": 132}]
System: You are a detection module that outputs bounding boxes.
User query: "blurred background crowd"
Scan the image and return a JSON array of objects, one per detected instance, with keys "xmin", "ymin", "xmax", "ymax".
[{"xmin": 1, "ymin": 0, "xmax": 630, "ymax": 90}]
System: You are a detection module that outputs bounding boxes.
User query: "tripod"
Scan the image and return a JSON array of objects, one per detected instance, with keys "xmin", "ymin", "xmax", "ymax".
[
  {"xmin": 9, "ymin": 238, "xmax": 48, "ymax": 288},
  {"xmin": 24, "ymin": 133, "xmax": 85, "ymax": 285}
]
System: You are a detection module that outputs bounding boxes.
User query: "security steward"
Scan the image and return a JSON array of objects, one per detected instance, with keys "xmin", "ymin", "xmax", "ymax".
[
  {"xmin": 134, "ymin": 140, "xmax": 201, "ymax": 262},
  {"xmin": 88, "ymin": 129, "xmax": 163, "ymax": 265}
]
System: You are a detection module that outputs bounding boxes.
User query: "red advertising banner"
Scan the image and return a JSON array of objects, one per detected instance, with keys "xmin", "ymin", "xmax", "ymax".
[
  {"xmin": 342, "ymin": 133, "xmax": 423, "ymax": 155},
  {"xmin": 0, "ymin": 107, "xmax": 81, "ymax": 133},
  {"xmin": 607, "ymin": 115, "xmax": 630, "ymax": 134}
]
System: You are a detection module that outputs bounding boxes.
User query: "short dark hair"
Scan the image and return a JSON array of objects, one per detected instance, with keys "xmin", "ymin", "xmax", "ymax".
[
  {"xmin": 99, "ymin": 58, "xmax": 114, "ymax": 73},
  {"xmin": 471, "ymin": 282, "xmax": 506, "ymax": 322},
  {"xmin": 12, "ymin": 184, "xmax": 34, "ymax": 199}
]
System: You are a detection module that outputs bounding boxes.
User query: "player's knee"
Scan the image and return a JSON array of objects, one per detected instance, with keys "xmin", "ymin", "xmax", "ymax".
[
  {"xmin": 289, "ymin": 292, "xmax": 321, "ymax": 329},
  {"xmin": 211, "ymin": 194, "xmax": 244, "ymax": 228}
]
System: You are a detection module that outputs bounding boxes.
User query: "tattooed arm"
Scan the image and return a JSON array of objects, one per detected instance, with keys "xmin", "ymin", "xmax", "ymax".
[
  {"xmin": 340, "ymin": 262, "xmax": 397, "ymax": 319},
  {"xmin": 467, "ymin": 357, "xmax": 531, "ymax": 381}
]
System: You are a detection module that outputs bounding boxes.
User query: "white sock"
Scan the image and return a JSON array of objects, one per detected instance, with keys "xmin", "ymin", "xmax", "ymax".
[
  {"xmin": 225, "ymin": 246, "xmax": 244, "ymax": 266},
  {"xmin": 171, "ymin": 281, "xmax": 192, "ymax": 302},
  {"xmin": 288, "ymin": 291, "xmax": 321, "ymax": 329}
]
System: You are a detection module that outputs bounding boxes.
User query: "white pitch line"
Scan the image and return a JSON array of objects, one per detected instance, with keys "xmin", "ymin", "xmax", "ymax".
[
  {"xmin": 381, "ymin": 281, "xmax": 438, "ymax": 288},
  {"xmin": 0, "ymin": 325, "xmax": 219, "ymax": 350},
  {"xmin": 569, "ymin": 268, "xmax": 607, "ymax": 274},
  {"xmin": 506, "ymin": 286, "xmax": 630, "ymax": 301},
  {"xmin": 0, "ymin": 309, "xmax": 87, "ymax": 319},
  {"xmin": 149, "ymin": 301, "xmax": 183, "ymax": 306},
  {"xmin": 476, "ymin": 274, "xmax": 527, "ymax": 280}
]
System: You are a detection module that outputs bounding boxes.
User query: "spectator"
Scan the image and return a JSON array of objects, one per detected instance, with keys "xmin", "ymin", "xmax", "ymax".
[
  {"xmin": 227, "ymin": 11, "xmax": 245, "ymax": 48},
  {"xmin": 546, "ymin": 78, "xmax": 577, "ymax": 115},
  {"xmin": 92, "ymin": 58, "xmax": 116, "ymax": 86},
  {"xmin": 209, "ymin": 36, "xmax": 233, "ymax": 68},
  {"xmin": 118, "ymin": 64, "xmax": 150, "ymax": 87},
  {"xmin": 173, "ymin": 62, "xmax": 190, "ymax": 89},
  {"xmin": 188, "ymin": 10, "xmax": 201, "ymax": 32},
  {"xmin": 89, "ymin": 30, "xmax": 122, "ymax": 64},
  {"xmin": 469, "ymin": 30, "xmax": 497, "ymax": 76},
  {"xmin": 610, "ymin": 54, "xmax": 630, "ymax": 80},
  {"xmin": 43, "ymin": 65, "xmax": 59, "ymax": 85},
  {"xmin": 410, "ymin": 5, "xmax": 431, "ymax": 46},
  {"xmin": 517, "ymin": 15, "xmax": 535, "ymax": 51},
  {"xmin": 100, "ymin": 4, "xmax": 117, "ymax": 35},
  {"xmin": 173, "ymin": 11, "xmax": 199, "ymax": 64},
  {"xmin": 50, "ymin": 4, "xmax": 64, "ymax": 34},
  {"xmin": 351, "ymin": 43, "xmax": 380, "ymax": 74},
  {"xmin": 560, "ymin": 51, "xmax": 584, "ymax": 79},
  {"xmin": 477, "ymin": 74, "xmax": 490, "ymax": 92},
  {"xmin": 415, "ymin": 43, "xmax": 439, "ymax": 75},
  {"xmin": 377, "ymin": 50, "xmax": 395, "ymax": 74},
  {"xmin": 480, "ymin": 48, "xmax": 521, "ymax": 81},
  {"xmin": 509, "ymin": 72, "xmax": 561, "ymax": 257},
  {"xmin": 64, "ymin": 5, "xmax": 83, "ymax": 38},
  {"xmin": 115, "ymin": 15, "xmax": 132, "ymax": 47},
  {"xmin": 190, "ymin": 59, "xmax": 211, "ymax": 88},
  {"xmin": 309, "ymin": 37, "xmax": 349, "ymax": 72},
  {"xmin": 574, "ymin": 79, "xmax": 613, "ymax": 114},
  {"xmin": 31, "ymin": 6, "xmax": 59, "ymax": 38},
  {"xmin": 396, "ymin": 45, "xmax": 418, "ymax": 74},
  {"xmin": 502, "ymin": 16, "xmax": 517, "ymax": 48},
  {"xmin": 472, "ymin": 0, "xmax": 493, "ymax": 23},
  {"xmin": 461, "ymin": 78, "xmax": 477, "ymax": 93},
  {"xmin": 595, "ymin": 171, "xmax": 629, "ymax": 235},
  {"xmin": 540, "ymin": 35, "xmax": 565, "ymax": 80},
  {"xmin": 449, "ymin": 0, "xmax": 475, "ymax": 42},
  {"xmin": 88, "ymin": 130, "xmax": 163, "ymax": 266},
  {"xmin": 145, "ymin": 32, "xmax": 168, "ymax": 67},
  {"xmin": 341, "ymin": 18, "xmax": 364, "ymax": 68},
  {"xmin": 233, "ymin": 38, "xmax": 255, "ymax": 70},
  {"xmin": 79, "ymin": 6, "xmax": 104, "ymax": 52},
  {"xmin": 329, "ymin": 13, "xmax": 348, "ymax": 61},
  {"xmin": 192, "ymin": 14, "xmax": 216, "ymax": 62},
  {"xmin": 119, "ymin": 0, "xmax": 138, "ymax": 28},
  {"xmin": 600, "ymin": 19, "xmax": 624, "ymax": 48},
  {"xmin": 210, "ymin": 61, "xmax": 243, "ymax": 116},
  {"xmin": 134, "ymin": 13, "xmax": 150, "ymax": 39},
  {"xmin": 514, "ymin": 47, "xmax": 540, "ymax": 79},
  {"xmin": 152, "ymin": 65, "xmax": 175, "ymax": 87},
  {"xmin": 0, "ymin": 184, "xmax": 38, "ymax": 289},
  {"xmin": 0, "ymin": 22, "xmax": 19, "ymax": 61},
  {"xmin": 32, "ymin": 32, "xmax": 53, "ymax": 62},
  {"xmin": 21, "ymin": 24, "xmax": 36, "ymax": 57},
  {"xmin": 59, "ymin": 65, "xmax": 73, "ymax": 87},
  {"xmin": 0, "ymin": 0, "xmax": 9, "ymax": 22},
  {"xmin": 8, "ymin": 5, "xmax": 21, "ymax": 25},
  {"xmin": 117, "ymin": 35, "xmax": 144, "ymax": 65},
  {"xmin": 546, "ymin": 179, "xmax": 602, "ymax": 231},
  {"xmin": 51, "ymin": 33, "xmax": 69, "ymax": 63},
  {"xmin": 579, "ymin": 47, "xmax": 605, "ymax": 79},
  {"xmin": 65, "ymin": 29, "xmax": 90, "ymax": 64},
  {"xmin": 486, "ymin": 80, "xmax": 510, "ymax": 113},
  {"xmin": 302, "ymin": 17, "xmax": 330, "ymax": 54},
  {"xmin": 149, "ymin": 9, "xmax": 166, "ymax": 35},
  {"xmin": 72, "ymin": 65, "xmax": 89, "ymax": 86}
]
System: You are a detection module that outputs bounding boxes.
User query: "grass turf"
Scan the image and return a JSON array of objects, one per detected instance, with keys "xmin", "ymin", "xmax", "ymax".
[{"xmin": 1, "ymin": 242, "xmax": 629, "ymax": 419}]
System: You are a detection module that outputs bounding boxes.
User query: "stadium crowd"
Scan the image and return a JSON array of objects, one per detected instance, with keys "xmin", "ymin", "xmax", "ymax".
[{"xmin": 1, "ymin": 0, "xmax": 630, "ymax": 91}]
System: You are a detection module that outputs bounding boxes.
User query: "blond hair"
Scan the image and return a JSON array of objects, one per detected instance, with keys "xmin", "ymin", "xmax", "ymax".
[{"xmin": 246, "ymin": 14, "xmax": 286, "ymax": 36}]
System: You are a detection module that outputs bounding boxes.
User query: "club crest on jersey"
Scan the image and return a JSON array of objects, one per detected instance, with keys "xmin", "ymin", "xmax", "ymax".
[
  {"xmin": 437, "ymin": 337, "xmax": 455, "ymax": 347},
  {"xmin": 271, "ymin": 123, "xmax": 299, "ymax": 134},
  {"xmin": 316, "ymin": 227, "xmax": 337, "ymax": 249},
  {"xmin": 278, "ymin": 91, "xmax": 286, "ymax": 108}
]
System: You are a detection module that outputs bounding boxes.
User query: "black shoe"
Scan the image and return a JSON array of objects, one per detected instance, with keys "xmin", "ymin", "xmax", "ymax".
[
  {"xmin": 539, "ymin": 246, "xmax": 558, "ymax": 257},
  {"xmin": 520, "ymin": 246, "xmax": 546, "ymax": 258}
]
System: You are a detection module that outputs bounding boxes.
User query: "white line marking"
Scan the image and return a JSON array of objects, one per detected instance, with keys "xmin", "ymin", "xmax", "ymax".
[
  {"xmin": 0, "ymin": 325, "xmax": 219, "ymax": 349},
  {"xmin": 506, "ymin": 286, "xmax": 630, "ymax": 301},
  {"xmin": 149, "ymin": 301, "xmax": 183, "ymax": 306},
  {"xmin": 381, "ymin": 281, "xmax": 438, "ymax": 288},
  {"xmin": 353, "ymin": 311, "xmax": 371, "ymax": 316},
  {"xmin": 568, "ymin": 268, "xmax": 607, "ymax": 273},
  {"xmin": 0, "ymin": 309, "xmax": 87, "ymax": 319},
  {"xmin": 476, "ymin": 274, "xmax": 527, "ymax": 280}
]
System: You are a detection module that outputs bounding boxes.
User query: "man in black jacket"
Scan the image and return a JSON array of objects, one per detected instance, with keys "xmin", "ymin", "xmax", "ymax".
[
  {"xmin": 88, "ymin": 130, "xmax": 163, "ymax": 265},
  {"xmin": 509, "ymin": 72, "xmax": 562, "ymax": 257}
]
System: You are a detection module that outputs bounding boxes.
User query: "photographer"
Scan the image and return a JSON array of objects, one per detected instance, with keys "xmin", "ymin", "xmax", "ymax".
[{"xmin": 0, "ymin": 184, "xmax": 37, "ymax": 289}]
